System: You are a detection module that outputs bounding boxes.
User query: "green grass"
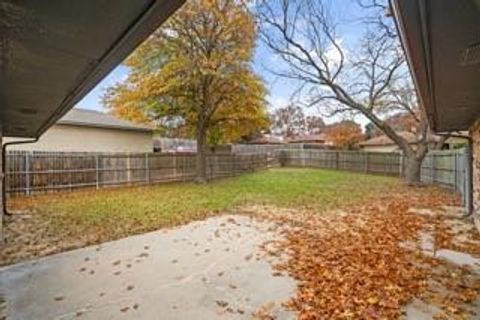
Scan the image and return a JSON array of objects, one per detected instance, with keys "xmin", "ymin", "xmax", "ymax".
[{"xmin": 12, "ymin": 168, "xmax": 399, "ymax": 240}]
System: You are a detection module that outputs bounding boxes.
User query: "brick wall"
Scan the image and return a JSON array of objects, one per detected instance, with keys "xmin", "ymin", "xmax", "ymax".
[
  {"xmin": 0, "ymin": 129, "xmax": 3, "ymax": 243},
  {"xmin": 470, "ymin": 120, "xmax": 480, "ymax": 232}
]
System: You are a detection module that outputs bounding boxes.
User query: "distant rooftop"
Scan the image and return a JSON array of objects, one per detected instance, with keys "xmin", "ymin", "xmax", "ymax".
[
  {"xmin": 287, "ymin": 134, "xmax": 327, "ymax": 144},
  {"xmin": 248, "ymin": 135, "xmax": 285, "ymax": 145},
  {"xmin": 359, "ymin": 131, "xmax": 440, "ymax": 147},
  {"xmin": 58, "ymin": 109, "xmax": 153, "ymax": 132}
]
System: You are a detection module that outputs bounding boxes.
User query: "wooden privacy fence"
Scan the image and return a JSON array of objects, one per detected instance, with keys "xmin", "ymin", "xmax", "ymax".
[
  {"xmin": 279, "ymin": 149, "xmax": 403, "ymax": 175},
  {"xmin": 5, "ymin": 148, "xmax": 469, "ymax": 207},
  {"xmin": 5, "ymin": 151, "xmax": 275, "ymax": 195},
  {"xmin": 420, "ymin": 150, "xmax": 469, "ymax": 196},
  {"xmin": 231, "ymin": 143, "xmax": 303, "ymax": 155}
]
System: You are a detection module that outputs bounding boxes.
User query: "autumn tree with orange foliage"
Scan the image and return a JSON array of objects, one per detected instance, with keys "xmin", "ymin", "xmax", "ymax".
[
  {"xmin": 104, "ymin": 0, "xmax": 268, "ymax": 183},
  {"xmin": 325, "ymin": 121, "xmax": 363, "ymax": 149}
]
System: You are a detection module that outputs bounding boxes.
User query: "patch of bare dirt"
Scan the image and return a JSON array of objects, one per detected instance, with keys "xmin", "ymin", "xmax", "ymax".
[{"xmin": 0, "ymin": 212, "xmax": 97, "ymax": 267}]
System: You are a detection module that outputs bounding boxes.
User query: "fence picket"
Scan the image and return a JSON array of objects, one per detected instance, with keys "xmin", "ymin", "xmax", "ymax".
[
  {"xmin": 95, "ymin": 155, "xmax": 99, "ymax": 190},
  {"xmin": 25, "ymin": 152, "xmax": 31, "ymax": 196}
]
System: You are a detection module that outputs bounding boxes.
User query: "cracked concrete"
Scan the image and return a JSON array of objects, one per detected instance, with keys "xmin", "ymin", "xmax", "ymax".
[
  {"xmin": 404, "ymin": 207, "xmax": 480, "ymax": 319},
  {"xmin": 0, "ymin": 215, "xmax": 296, "ymax": 320}
]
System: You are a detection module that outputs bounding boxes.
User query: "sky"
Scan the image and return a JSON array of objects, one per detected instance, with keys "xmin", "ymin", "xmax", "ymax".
[{"xmin": 76, "ymin": 0, "xmax": 372, "ymax": 127}]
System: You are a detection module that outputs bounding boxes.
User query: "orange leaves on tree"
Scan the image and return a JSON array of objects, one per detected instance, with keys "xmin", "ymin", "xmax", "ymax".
[
  {"xmin": 324, "ymin": 120, "xmax": 363, "ymax": 149},
  {"xmin": 103, "ymin": 0, "xmax": 268, "ymax": 144}
]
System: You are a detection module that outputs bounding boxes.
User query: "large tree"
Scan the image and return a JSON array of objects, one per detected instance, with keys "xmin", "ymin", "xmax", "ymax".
[
  {"xmin": 270, "ymin": 105, "xmax": 306, "ymax": 137},
  {"xmin": 255, "ymin": 0, "xmax": 446, "ymax": 185},
  {"xmin": 104, "ymin": 0, "xmax": 268, "ymax": 183},
  {"xmin": 270, "ymin": 105, "xmax": 325, "ymax": 137},
  {"xmin": 306, "ymin": 115, "xmax": 326, "ymax": 135}
]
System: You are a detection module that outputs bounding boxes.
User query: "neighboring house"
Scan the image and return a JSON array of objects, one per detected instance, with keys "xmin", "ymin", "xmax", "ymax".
[
  {"xmin": 287, "ymin": 133, "xmax": 334, "ymax": 149},
  {"xmin": 247, "ymin": 135, "xmax": 285, "ymax": 145},
  {"xmin": 6, "ymin": 109, "xmax": 154, "ymax": 153},
  {"xmin": 392, "ymin": 0, "xmax": 478, "ymax": 218},
  {"xmin": 358, "ymin": 131, "xmax": 466, "ymax": 153},
  {"xmin": 153, "ymin": 137, "xmax": 197, "ymax": 153},
  {"xmin": 288, "ymin": 133, "xmax": 328, "ymax": 144}
]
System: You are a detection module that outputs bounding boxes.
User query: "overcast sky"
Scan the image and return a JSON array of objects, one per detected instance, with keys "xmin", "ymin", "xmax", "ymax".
[{"xmin": 76, "ymin": 0, "xmax": 373, "ymax": 127}]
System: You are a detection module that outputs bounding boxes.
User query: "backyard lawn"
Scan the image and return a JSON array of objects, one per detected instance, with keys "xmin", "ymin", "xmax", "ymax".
[
  {"xmin": 2, "ymin": 168, "xmax": 480, "ymax": 318},
  {"xmin": 5, "ymin": 168, "xmax": 397, "ymax": 257}
]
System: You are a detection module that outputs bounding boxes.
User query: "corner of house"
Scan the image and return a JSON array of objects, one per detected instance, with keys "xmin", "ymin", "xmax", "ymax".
[{"xmin": 469, "ymin": 119, "xmax": 480, "ymax": 231}]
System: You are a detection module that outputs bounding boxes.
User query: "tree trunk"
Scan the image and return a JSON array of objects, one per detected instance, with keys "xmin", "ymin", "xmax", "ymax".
[
  {"xmin": 195, "ymin": 124, "xmax": 208, "ymax": 184},
  {"xmin": 403, "ymin": 139, "xmax": 429, "ymax": 186},
  {"xmin": 404, "ymin": 155, "xmax": 422, "ymax": 186}
]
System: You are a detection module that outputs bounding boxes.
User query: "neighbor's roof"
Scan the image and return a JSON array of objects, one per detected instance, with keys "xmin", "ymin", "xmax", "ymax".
[
  {"xmin": 248, "ymin": 135, "xmax": 285, "ymax": 144},
  {"xmin": 288, "ymin": 134, "xmax": 327, "ymax": 143},
  {"xmin": 58, "ymin": 109, "xmax": 152, "ymax": 132},
  {"xmin": 391, "ymin": 0, "xmax": 480, "ymax": 132},
  {"xmin": 359, "ymin": 131, "xmax": 440, "ymax": 147},
  {"xmin": 0, "ymin": 0, "xmax": 184, "ymax": 138}
]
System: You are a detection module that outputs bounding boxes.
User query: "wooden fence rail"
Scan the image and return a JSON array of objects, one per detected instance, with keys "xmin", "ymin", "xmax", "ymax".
[{"xmin": 5, "ymin": 151, "xmax": 276, "ymax": 195}]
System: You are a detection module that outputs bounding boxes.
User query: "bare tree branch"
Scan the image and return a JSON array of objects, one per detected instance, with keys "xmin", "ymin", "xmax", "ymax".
[{"xmin": 255, "ymin": 0, "xmax": 440, "ymax": 184}]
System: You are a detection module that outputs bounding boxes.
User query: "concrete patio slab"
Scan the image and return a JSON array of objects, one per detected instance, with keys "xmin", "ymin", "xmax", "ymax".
[
  {"xmin": 0, "ymin": 215, "xmax": 296, "ymax": 320},
  {"xmin": 404, "ymin": 207, "xmax": 480, "ymax": 318}
]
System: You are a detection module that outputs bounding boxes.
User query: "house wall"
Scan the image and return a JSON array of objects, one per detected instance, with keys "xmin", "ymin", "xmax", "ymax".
[
  {"xmin": 5, "ymin": 124, "xmax": 153, "ymax": 153},
  {"xmin": 359, "ymin": 145, "xmax": 400, "ymax": 153},
  {"xmin": 470, "ymin": 119, "xmax": 480, "ymax": 213},
  {"xmin": 0, "ymin": 129, "xmax": 3, "ymax": 243}
]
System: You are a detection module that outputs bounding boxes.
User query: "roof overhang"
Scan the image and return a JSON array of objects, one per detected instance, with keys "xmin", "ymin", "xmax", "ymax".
[
  {"xmin": 0, "ymin": 0, "xmax": 184, "ymax": 138},
  {"xmin": 391, "ymin": 0, "xmax": 480, "ymax": 132},
  {"xmin": 56, "ymin": 122, "xmax": 153, "ymax": 133}
]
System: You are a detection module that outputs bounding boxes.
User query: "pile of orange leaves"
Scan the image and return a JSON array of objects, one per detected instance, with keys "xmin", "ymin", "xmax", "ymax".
[{"xmin": 258, "ymin": 186, "xmax": 480, "ymax": 319}]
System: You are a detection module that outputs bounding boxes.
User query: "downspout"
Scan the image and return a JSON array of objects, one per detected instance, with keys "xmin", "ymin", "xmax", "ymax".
[
  {"xmin": 2, "ymin": 138, "xmax": 38, "ymax": 216},
  {"xmin": 436, "ymin": 133, "xmax": 473, "ymax": 217}
]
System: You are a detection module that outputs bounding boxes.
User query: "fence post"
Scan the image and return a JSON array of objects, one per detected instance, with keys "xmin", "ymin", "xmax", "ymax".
[
  {"xmin": 233, "ymin": 154, "xmax": 237, "ymax": 175},
  {"xmin": 145, "ymin": 153, "xmax": 150, "ymax": 184},
  {"xmin": 365, "ymin": 152, "xmax": 369, "ymax": 173},
  {"xmin": 301, "ymin": 148, "xmax": 306, "ymax": 167},
  {"xmin": 399, "ymin": 153, "xmax": 404, "ymax": 177},
  {"xmin": 335, "ymin": 151, "xmax": 339, "ymax": 170},
  {"xmin": 95, "ymin": 154, "xmax": 100, "ymax": 189},
  {"xmin": 454, "ymin": 152, "xmax": 457, "ymax": 192},
  {"xmin": 126, "ymin": 153, "xmax": 132, "ymax": 184},
  {"xmin": 182, "ymin": 155, "xmax": 187, "ymax": 182},
  {"xmin": 173, "ymin": 154, "xmax": 177, "ymax": 178},
  {"xmin": 465, "ymin": 145, "xmax": 473, "ymax": 212},
  {"xmin": 211, "ymin": 155, "xmax": 215, "ymax": 178},
  {"xmin": 25, "ymin": 151, "xmax": 32, "ymax": 196}
]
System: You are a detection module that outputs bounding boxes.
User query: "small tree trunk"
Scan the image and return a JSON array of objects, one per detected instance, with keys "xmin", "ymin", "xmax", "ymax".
[
  {"xmin": 404, "ymin": 155, "xmax": 422, "ymax": 186},
  {"xmin": 195, "ymin": 124, "xmax": 208, "ymax": 184}
]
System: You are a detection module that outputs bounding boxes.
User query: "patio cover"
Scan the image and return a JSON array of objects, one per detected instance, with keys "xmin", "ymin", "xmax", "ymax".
[
  {"xmin": 0, "ymin": 0, "xmax": 184, "ymax": 138},
  {"xmin": 391, "ymin": 0, "xmax": 480, "ymax": 132}
]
